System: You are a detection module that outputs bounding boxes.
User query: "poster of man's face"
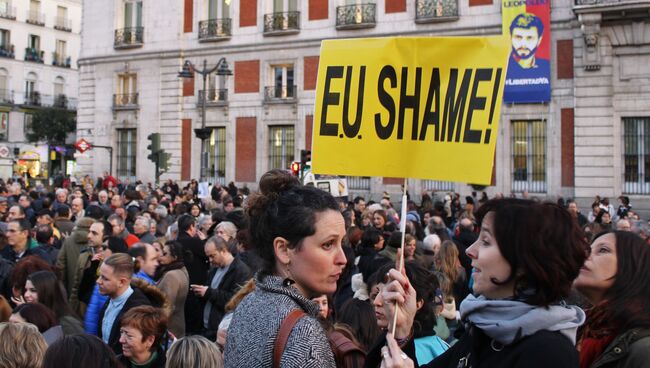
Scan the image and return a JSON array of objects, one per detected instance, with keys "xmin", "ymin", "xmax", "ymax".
[{"xmin": 509, "ymin": 13, "xmax": 544, "ymax": 68}]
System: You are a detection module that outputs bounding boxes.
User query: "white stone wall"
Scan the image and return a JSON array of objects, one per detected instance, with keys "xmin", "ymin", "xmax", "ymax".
[
  {"xmin": 0, "ymin": 0, "xmax": 81, "ymax": 177},
  {"xmin": 75, "ymin": 0, "xmax": 650, "ymax": 209}
]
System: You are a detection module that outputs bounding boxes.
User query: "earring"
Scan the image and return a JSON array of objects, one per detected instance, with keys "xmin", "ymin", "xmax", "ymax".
[{"xmin": 282, "ymin": 262, "xmax": 295, "ymax": 287}]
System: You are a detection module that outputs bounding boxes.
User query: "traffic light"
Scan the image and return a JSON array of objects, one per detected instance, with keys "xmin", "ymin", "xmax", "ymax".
[
  {"xmin": 158, "ymin": 151, "xmax": 172, "ymax": 173},
  {"xmin": 147, "ymin": 133, "xmax": 161, "ymax": 163},
  {"xmin": 300, "ymin": 149, "xmax": 311, "ymax": 165},
  {"xmin": 290, "ymin": 162, "xmax": 300, "ymax": 177}
]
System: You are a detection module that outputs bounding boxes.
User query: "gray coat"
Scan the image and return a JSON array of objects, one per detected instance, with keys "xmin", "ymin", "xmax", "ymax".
[
  {"xmin": 224, "ymin": 274, "xmax": 335, "ymax": 368},
  {"xmin": 592, "ymin": 328, "xmax": 650, "ymax": 368}
]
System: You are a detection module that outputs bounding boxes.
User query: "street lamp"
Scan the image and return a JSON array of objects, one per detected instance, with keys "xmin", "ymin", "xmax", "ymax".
[{"xmin": 178, "ymin": 58, "xmax": 232, "ymax": 181}]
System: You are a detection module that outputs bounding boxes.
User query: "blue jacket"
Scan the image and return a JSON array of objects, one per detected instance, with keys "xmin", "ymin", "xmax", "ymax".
[{"xmin": 84, "ymin": 284, "xmax": 107, "ymax": 335}]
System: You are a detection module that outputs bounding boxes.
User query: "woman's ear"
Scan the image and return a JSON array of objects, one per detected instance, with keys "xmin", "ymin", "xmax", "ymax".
[
  {"xmin": 273, "ymin": 237, "xmax": 291, "ymax": 265},
  {"xmin": 144, "ymin": 334, "xmax": 155, "ymax": 350},
  {"xmin": 416, "ymin": 299, "xmax": 424, "ymax": 311}
]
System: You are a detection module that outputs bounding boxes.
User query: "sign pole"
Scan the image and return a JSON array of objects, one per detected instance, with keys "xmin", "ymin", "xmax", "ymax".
[{"xmin": 390, "ymin": 177, "xmax": 408, "ymax": 337}]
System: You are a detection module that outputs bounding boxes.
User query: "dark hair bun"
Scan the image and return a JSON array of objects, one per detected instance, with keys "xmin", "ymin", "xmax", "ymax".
[
  {"xmin": 247, "ymin": 170, "xmax": 299, "ymax": 217},
  {"xmin": 258, "ymin": 169, "xmax": 300, "ymax": 196}
]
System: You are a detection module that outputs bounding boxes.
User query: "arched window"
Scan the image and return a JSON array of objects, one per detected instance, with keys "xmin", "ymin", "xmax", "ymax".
[{"xmin": 53, "ymin": 76, "xmax": 64, "ymax": 96}]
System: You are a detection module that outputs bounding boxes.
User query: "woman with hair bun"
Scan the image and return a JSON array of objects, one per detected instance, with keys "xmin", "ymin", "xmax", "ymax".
[
  {"xmin": 224, "ymin": 170, "xmax": 347, "ymax": 367},
  {"xmin": 376, "ymin": 198, "xmax": 588, "ymax": 368},
  {"xmin": 574, "ymin": 230, "xmax": 650, "ymax": 368}
]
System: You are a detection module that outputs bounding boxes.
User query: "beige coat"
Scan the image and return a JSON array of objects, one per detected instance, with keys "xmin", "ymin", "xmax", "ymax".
[{"xmin": 157, "ymin": 267, "xmax": 189, "ymax": 337}]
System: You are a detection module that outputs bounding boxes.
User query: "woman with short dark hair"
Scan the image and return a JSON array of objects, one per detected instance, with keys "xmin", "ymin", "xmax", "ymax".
[
  {"xmin": 377, "ymin": 198, "xmax": 588, "ymax": 368},
  {"xmin": 117, "ymin": 305, "xmax": 168, "ymax": 368},
  {"xmin": 574, "ymin": 231, "xmax": 650, "ymax": 368}
]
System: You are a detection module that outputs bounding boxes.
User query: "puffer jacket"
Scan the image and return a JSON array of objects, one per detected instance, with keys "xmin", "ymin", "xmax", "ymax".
[
  {"xmin": 224, "ymin": 273, "xmax": 335, "ymax": 368},
  {"xmin": 84, "ymin": 283, "xmax": 107, "ymax": 335},
  {"xmin": 56, "ymin": 217, "xmax": 94, "ymax": 296},
  {"xmin": 591, "ymin": 328, "xmax": 650, "ymax": 368}
]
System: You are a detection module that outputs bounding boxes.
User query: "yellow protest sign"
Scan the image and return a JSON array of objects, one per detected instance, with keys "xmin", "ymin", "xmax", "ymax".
[{"xmin": 312, "ymin": 37, "xmax": 510, "ymax": 185}]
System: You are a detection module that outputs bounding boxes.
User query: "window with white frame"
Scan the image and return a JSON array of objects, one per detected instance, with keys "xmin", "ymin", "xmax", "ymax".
[
  {"xmin": 55, "ymin": 5, "xmax": 68, "ymax": 29},
  {"xmin": 268, "ymin": 125, "xmax": 295, "ymax": 170},
  {"xmin": 623, "ymin": 117, "xmax": 650, "ymax": 194},
  {"xmin": 0, "ymin": 68, "xmax": 7, "ymax": 100},
  {"xmin": 273, "ymin": 0, "xmax": 297, "ymax": 12},
  {"xmin": 511, "ymin": 120, "xmax": 546, "ymax": 193},
  {"xmin": 53, "ymin": 76, "xmax": 64, "ymax": 96},
  {"xmin": 268, "ymin": 64, "xmax": 294, "ymax": 99},
  {"xmin": 28, "ymin": 34, "xmax": 39, "ymax": 50},
  {"xmin": 53, "ymin": 76, "xmax": 65, "ymax": 107},
  {"xmin": 116, "ymin": 128, "xmax": 137, "ymax": 180},
  {"xmin": 208, "ymin": 0, "xmax": 229, "ymax": 19},
  {"xmin": 24, "ymin": 113, "xmax": 33, "ymax": 135},
  {"xmin": 24, "ymin": 72, "xmax": 37, "ymax": 104},
  {"xmin": 115, "ymin": 73, "xmax": 137, "ymax": 105},
  {"xmin": 0, "ymin": 29, "xmax": 9, "ymax": 50},
  {"xmin": 55, "ymin": 39, "xmax": 66, "ymax": 65},
  {"xmin": 123, "ymin": 0, "xmax": 142, "ymax": 28},
  {"xmin": 0, "ymin": 111, "xmax": 7, "ymax": 141},
  {"xmin": 207, "ymin": 127, "xmax": 226, "ymax": 185}
]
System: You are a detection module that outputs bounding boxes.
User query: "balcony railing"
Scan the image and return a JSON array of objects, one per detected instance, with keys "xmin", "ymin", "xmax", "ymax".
[
  {"xmin": 198, "ymin": 18, "xmax": 232, "ymax": 41},
  {"xmin": 25, "ymin": 48, "xmax": 44, "ymax": 63},
  {"xmin": 53, "ymin": 94, "xmax": 68, "ymax": 109},
  {"xmin": 264, "ymin": 85, "xmax": 297, "ymax": 103},
  {"xmin": 54, "ymin": 16, "xmax": 72, "ymax": 32},
  {"xmin": 263, "ymin": 11, "xmax": 300, "ymax": 35},
  {"xmin": 114, "ymin": 27, "xmax": 144, "ymax": 49},
  {"xmin": 113, "ymin": 93, "xmax": 139, "ymax": 109},
  {"xmin": 24, "ymin": 91, "xmax": 41, "ymax": 106},
  {"xmin": 336, "ymin": 3, "xmax": 376, "ymax": 29},
  {"xmin": 197, "ymin": 89, "xmax": 228, "ymax": 106},
  {"xmin": 0, "ymin": 6, "xmax": 16, "ymax": 20},
  {"xmin": 0, "ymin": 44, "xmax": 14, "ymax": 59},
  {"xmin": 0, "ymin": 89, "xmax": 13, "ymax": 104},
  {"xmin": 52, "ymin": 52, "xmax": 71, "ymax": 68},
  {"xmin": 26, "ymin": 11, "xmax": 45, "ymax": 26},
  {"xmin": 415, "ymin": 0, "xmax": 459, "ymax": 23}
]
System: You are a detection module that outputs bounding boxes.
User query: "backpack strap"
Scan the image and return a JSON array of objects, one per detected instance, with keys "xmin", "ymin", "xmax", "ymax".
[{"xmin": 273, "ymin": 309, "xmax": 306, "ymax": 368}]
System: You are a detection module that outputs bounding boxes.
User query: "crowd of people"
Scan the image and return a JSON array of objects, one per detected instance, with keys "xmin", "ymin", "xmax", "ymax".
[{"xmin": 0, "ymin": 170, "xmax": 647, "ymax": 368}]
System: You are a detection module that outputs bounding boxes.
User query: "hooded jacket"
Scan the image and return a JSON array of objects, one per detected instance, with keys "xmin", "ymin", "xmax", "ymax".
[
  {"xmin": 56, "ymin": 217, "xmax": 94, "ymax": 295},
  {"xmin": 591, "ymin": 328, "xmax": 650, "ymax": 368}
]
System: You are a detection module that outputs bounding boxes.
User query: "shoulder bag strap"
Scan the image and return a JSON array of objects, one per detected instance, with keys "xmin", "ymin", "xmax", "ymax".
[{"xmin": 273, "ymin": 309, "xmax": 306, "ymax": 368}]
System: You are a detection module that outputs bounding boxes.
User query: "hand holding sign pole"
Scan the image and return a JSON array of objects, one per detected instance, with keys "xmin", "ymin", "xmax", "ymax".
[{"xmin": 311, "ymin": 36, "xmax": 510, "ymax": 338}]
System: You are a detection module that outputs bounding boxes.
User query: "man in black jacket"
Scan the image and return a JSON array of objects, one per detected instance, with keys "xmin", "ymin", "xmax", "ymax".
[
  {"xmin": 191, "ymin": 235, "xmax": 251, "ymax": 339},
  {"xmin": 97, "ymin": 253, "xmax": 151, "ymax": 354},
  {"xmin": 176, "ymin": 214, "xmax": 208, "ymax": 334}
]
